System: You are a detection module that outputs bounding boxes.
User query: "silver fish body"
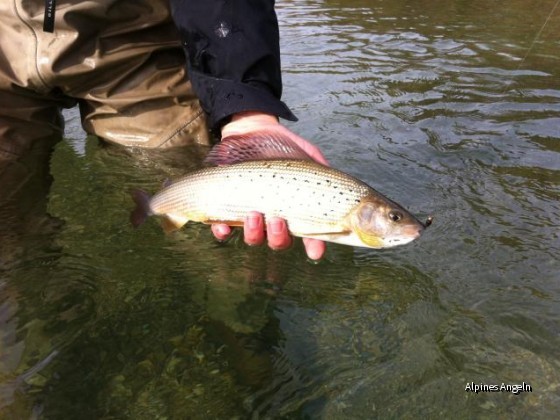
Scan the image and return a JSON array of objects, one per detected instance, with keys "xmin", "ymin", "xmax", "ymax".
[{"xmin": 135, "ymin": 159, "xmax": 426, "ymax": 248}]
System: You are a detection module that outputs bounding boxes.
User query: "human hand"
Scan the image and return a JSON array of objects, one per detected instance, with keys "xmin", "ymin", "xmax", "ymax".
[{"xmin": 211, "ymin": 111, "xmax": 328, "ymax": 260}]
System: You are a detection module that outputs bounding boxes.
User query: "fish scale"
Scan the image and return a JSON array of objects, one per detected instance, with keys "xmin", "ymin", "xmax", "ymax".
[
  {"xmin": 131, "ymin": 134, "xmax": 428, "ymax": 249},
  {"xmin": 150, "ymin": 160, "xmax": 370, "ymax": 234}
]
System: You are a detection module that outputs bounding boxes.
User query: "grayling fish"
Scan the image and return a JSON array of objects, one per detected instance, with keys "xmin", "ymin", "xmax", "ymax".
[{"xmin": 131, "ymin": 134, "xmax": 431, "ymax": 248}]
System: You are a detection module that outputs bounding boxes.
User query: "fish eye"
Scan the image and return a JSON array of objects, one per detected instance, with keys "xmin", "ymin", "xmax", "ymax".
[{"xmin": 389, "ymin": 210, "xmax": 403, "ymax": 222}]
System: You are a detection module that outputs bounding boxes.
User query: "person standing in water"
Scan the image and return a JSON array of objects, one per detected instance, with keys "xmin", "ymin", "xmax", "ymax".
[{"xmin": 0, "ymin": 0, "xmax": 327, "ymax": 260}]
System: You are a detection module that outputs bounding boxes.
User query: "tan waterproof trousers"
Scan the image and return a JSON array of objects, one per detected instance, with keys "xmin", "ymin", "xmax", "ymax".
[{"xmin": 0, "ymin": 0, "xmax": 211, "ymax": 163}]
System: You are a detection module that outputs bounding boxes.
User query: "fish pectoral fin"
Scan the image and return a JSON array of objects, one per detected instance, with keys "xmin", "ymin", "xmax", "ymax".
[
  {"xmin": 355, "ymin": 229, "xmax": 384, "ymax": 248},
  {"xmin": 160, "ymin": 214, "xmax": 189, "ymax": 234}
]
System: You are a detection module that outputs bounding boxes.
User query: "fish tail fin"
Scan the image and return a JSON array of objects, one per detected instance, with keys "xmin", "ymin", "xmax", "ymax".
[{"xmin": 130, "ymin": 189, "xmax": 152, "ymax": 228}]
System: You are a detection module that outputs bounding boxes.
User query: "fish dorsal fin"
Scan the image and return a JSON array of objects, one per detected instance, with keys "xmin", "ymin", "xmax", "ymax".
[{"xmin": 204, "ymin": 132, "xmax": 314, "ymax": 165}]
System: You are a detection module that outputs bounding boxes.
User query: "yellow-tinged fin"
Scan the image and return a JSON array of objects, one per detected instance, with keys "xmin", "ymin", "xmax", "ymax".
[
  {"xmin": 355, "ymin": 229, "xmax": 384, "ymax": 248},
  {"xmin": 204, "ymin": 132, "xmax": 315, "ymax": 165},
  {"xmin": 160, "ymin": 214, "xmax": 189, "ymax": 234}
]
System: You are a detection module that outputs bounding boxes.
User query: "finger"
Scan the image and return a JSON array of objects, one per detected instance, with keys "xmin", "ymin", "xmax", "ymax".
[
  {"xmin": 211, "ymin": 223, "xmax": 231, "ymax": 241},
  {"xmin": 266, "ymin": 217, "xmax": 292, "ymax": 250},
  {"xmin": 244, "ymin": 211, "xmax": 265, "ymax": 246},
  {"xmin": 302, "ymin": 237, "xmax": 326, "ymax": 260}
]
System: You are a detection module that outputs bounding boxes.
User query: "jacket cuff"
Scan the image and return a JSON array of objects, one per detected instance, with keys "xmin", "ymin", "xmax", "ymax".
[{"xmin": 189, "ymin": 70, "xmax": 298, "ymax": 131}]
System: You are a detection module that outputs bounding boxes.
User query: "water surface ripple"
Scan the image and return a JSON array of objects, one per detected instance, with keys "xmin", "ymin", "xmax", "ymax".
[{"xmin": 1, "ymin": 0, "xmax": 559, "ymax": 418}]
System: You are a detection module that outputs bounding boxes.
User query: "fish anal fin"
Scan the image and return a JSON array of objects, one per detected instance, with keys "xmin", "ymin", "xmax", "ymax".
[
  {"xmin": 204, "ymin": 132, "xmax": 315, "ymax": 165},
  {"xmin": 160, "ymin": 214, "xmax": 189, "ymax": 234}
]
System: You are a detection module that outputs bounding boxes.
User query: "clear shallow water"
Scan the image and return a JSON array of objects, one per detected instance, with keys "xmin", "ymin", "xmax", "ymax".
[{"xmin": 1, "ymin": 0, "xmax": 559, "ymax": 418}]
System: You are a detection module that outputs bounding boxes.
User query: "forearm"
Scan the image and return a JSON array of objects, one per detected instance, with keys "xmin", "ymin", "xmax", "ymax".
[{"xmin": 169, "ymin": 0, "xmax": 297, "ymax": 131}]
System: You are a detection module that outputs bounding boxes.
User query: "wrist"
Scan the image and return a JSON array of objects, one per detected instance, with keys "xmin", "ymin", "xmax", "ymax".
[
  {"xmin": 230, "ymin": 111, "xmax": 279, "ymax": 123},
  {"xmin": 221, "ymin": 112, "xmax": 280, "ymax": 138}
]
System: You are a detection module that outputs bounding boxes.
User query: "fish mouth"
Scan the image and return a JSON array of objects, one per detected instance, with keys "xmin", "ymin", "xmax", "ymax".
[{"xmin": 383, "ymin": 223, "xmax": 425, "ymax": 247}]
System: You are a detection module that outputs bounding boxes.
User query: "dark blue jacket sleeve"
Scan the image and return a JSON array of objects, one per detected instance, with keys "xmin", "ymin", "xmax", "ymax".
[{"xmin": 169, "ymin": 0, "xmax": 298, "ymax": 130}]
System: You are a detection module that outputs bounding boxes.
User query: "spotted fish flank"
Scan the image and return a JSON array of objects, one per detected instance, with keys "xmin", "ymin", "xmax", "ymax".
[{"xmin": 131, "ymin": 134, "xmax": 430, "ymax": 249}]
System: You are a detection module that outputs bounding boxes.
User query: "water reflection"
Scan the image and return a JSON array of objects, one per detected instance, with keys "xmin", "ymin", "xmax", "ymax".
[
  {"xmin": 241, "ymin": 260, "xmax": 439, "ymax": 417},
  {"xmin": 2, "ymin": 134, "xmax": 442, "ymax": 418}
]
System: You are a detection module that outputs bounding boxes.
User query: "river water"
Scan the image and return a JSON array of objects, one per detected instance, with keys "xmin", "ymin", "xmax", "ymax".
[{"xmin": 1, "ymin": 0, "xmax": 559, "ymax": 418}]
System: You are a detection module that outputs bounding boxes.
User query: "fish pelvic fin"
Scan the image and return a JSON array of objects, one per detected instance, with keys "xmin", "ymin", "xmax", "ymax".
[
  {"xmin": 130, "ymin": 189, "xmax": 152, "ymax": 228},
  {"xmin": 204, "ymin": 132, "xmax": 316, "ymax": 165},
  {"xmin": 202, "ymin": 219, "xmax": 245, "ymax": 227}
]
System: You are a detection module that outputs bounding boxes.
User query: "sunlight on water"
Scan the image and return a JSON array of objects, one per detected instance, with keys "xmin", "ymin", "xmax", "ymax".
[{"xmin": 1, "ymin": 0, "xmax": 560, "ymax": 418}]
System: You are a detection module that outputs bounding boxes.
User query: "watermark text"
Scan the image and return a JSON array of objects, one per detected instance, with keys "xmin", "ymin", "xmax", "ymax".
[{"xmin": 465, "ymin": 382, "xmax": 532, "ymax": 395}]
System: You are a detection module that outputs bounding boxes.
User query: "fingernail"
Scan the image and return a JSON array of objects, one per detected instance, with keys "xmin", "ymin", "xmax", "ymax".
[
  {"xmin": 307, "ymin": 249, "xmax": 322, "ymax": 261},
  {"xmin": 217, "ymin": 225, "xmax": 230, "ymax": 236},
  {"xmin": 246, "ymin": 214, "xmax": 260, "ymax": 229},
  {"xmin": 269, "ymin": 219, "xmax": 284, "ymax": 235}
]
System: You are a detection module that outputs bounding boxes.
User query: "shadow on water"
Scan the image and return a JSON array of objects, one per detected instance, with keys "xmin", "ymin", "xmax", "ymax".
[{"xmin": 1, "ymin": 134, "xmax": 67, "ymax": 418}]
